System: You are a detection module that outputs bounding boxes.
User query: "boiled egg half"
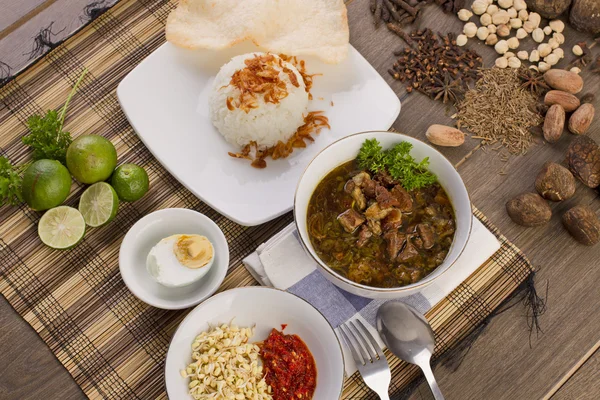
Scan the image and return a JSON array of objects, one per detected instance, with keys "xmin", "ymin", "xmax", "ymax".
[{"xmin": 146, "ymin": 234, "xmax": 214, "ymax": 287}]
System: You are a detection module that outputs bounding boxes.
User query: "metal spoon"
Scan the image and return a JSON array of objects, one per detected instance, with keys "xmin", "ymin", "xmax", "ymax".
[{"xmin": 376, "ymin": 302, "xmax": 445, "ymax": 400}]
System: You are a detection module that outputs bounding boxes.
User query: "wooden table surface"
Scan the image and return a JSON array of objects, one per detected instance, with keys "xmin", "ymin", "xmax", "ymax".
[{"xmin": 1, "ymin": 0, "xmax": 599, "ymax": 399}]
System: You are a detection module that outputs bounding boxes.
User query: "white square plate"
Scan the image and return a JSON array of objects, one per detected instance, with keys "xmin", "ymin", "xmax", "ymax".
[{"xmin": 118, "ymin": 42, "xmax": 400, "ymax": 226}]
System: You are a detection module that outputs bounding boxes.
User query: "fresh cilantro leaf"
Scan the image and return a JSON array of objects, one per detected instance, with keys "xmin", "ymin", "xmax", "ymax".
[
  {"xmin": 23, "ymin": 110, "xmax": 72, "ymax": 164},
  {"xmin": 21, "ymin": 69, "xmax": 87, "ymax": 164},
  {"xmin": 357, "ymin": 138, "xmax": 385, "ymax": 172},
  {"xmin": 356, "ymin": 139, "xmax": 437, "ymax": 191},
  {"xmin": 0, "ymin": 156, "xmax": 23, "ymax": 206}
]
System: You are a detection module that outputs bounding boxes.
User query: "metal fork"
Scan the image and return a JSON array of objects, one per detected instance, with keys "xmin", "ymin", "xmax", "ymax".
[{"xmin": 340, "ymin": 320, "xmax": 391, "ymax": 400}]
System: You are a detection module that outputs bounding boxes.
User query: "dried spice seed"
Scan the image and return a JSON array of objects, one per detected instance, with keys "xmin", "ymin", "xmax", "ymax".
[
  {"xmin": 506, "ymin": 192, "xmax": 552, "ymax": 227},
  {"xmin": 565, "ymin": 135, "xmax": 600, "ymax": 188},
  {"xmin": 388, "ymin": 29, "xmax": 483, "ymax": 105},
  {"xmin": 562, "ymin": 205, "xmax": 600, "ymax": 246},
  {"xmin": 518, "ymin": 68, "xmax": 550, "ymax": 96},
  {"xmin": 457, "ymin": 68, "xmax": 543, "ymax": 155},
  {"xmin": 535, "ymin": 162, "xmax": 576, "ymax": 202}
]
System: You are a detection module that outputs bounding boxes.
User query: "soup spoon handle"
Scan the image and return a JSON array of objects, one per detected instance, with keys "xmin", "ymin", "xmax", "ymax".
[{"xmin": 418, "ymin": 359, "xmax": 445, "ymax": 400}]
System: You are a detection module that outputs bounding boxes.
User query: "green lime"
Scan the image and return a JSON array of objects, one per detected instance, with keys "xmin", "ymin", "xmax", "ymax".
[
  {"xmin": 22, "ymin": 160, "xmax": 72, "ymax": 211},
  {"xmin": 38, "ymin": 206, "xmax": 86, "ymax": 249},
  {"xmin": 66, "ymin": 135, "xmax": 117, "ymax": 184},
  {"xmin": 78, "ymin": 182, "xmax": 119, "ymax": 227},
  {"xmin": 110, "ymin": 164, "xmax": 149, "ymax": 202}
]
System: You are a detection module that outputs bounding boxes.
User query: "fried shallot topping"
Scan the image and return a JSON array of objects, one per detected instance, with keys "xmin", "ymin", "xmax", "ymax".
[
  {"xmin": 228, "ymin": 111, "xmax": 330, "ymax": 168},
  {"xmin": 278, "ymin": 54, "xmax": 319, "ymax": 100},
  {"xmin": 227, "ymin": 54, "xmax": 300, "ymax": 113}
]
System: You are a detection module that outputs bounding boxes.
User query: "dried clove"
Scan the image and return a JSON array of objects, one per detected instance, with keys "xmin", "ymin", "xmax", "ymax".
[{"xmin": 388, "ymin": 29, "xmax": 482, "ymax": 105}]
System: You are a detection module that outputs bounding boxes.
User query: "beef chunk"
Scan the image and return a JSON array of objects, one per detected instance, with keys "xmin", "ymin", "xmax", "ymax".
[
  {"xmin": 352, "ymin": 171, "xmax": 371, "ymax": 186},
  {"xmin": 362, "ymin": 178, "xmax": 377, "ymax": 198},
  {"xmin": 391, "ymin": 185, "xmax": 413, "ymax": 212},
  {"xmin": 337, "ymin": 209, "xmax": 365, "ymax": 233},
  {"xmin": 365, "ymin": 203, "xmax": 393, "ymax": 220},
  {"xmin": 352, "ymin": 171, "xmax": 377, "ymax": 198},
  {"xmin": 374, "ymin": 170, "xmax": 398, "ymax": 187},
  {"xmin": 416, "ymin": 224, "xmax": 435, "ymax": 249},
  {"xmin": 383, "ymin": 231, "xmax": 407, "ymax": 260},
  {"xmin": 356, "ymin": 225, "xmax": 373, "ymax": 248},
  {"xmin": 382, "ymin": 209, "xmax": 403, "ymax": 231},
  {"xmin": 376, "ymin": 185, "xmax": 400, "ymax": 209},
  {"xmin": 351, "ymin": 187, "xmax": 367, "ymax": 210},
  {"xmin": 367, "ymin": 219, "xmax": 382, "ymax": 236},
  {"xmin": 397, "ymin": 241, "xmax": 419, "ymax": 262}
]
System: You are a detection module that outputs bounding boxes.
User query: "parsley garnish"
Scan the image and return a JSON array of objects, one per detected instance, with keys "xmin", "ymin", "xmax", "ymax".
[
  {"xmin": 0, "ymin": 156, "xmax": 24, "ymax": 206},
  {"xmin": 357, "ymin": 139, "xmax": 437, "ymax": 190},
  {"xmin": 0, "ymin": 69, "xmax": 87, "ymax": 207},
  {"xmin": 22, "ymin": 69, "xmax": 87, "ymax": 165}
]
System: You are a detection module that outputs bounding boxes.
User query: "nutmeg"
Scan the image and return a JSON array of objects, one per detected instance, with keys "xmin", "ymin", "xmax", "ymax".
[
  {"xmin": 543, "ymin": 104, "xmax": 565, "ymax": 143},
  {"xmin": 526, "ymin": 0, "xmax": 572, "ymax": 19},
  {"xmin": 562, "ymin": 205, "xmax": 600, "ymax": 246},
  {"xmin": 570, "ymin": 0, "xmax": 600, "ymax": 34},
  {"xmin": 506, "ymin": 192, "xmax": 552, "ymax": 227},
  {"xmin": 543, "ymin": 70, "xmax": 584, "ymax": 94},
  {"xmin": 425, "ymin": 125, "xmax": 465, "ymax": 147},
  {"xmin": 568, "ymin": 103, "xmax": 595, "ymax": 135},
  {"xmin": 544, "ymin": 90, "xmax": 581, "ymax": 112},
  {"xmin": 565, "ymin": 136, "xmax": 600, "ymax": 188},
  {"xmin": 535, "ymin": 162, "xmax": 576, "ymax": 201}
]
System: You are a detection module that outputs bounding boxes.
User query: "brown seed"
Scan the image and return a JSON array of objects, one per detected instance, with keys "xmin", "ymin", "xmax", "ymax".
[
  {"xmin": 544, "ymin": 90, "xmax": 581, "ymax": 112},
  {"xmin": 543, "ymin": 69, "xmax": 584, "ymax": 94},
  {"xmin": 535, "ymin": 162, "xmax": 576, "ymax": 201},
  {"xmin": 506, "ymin": 192, "xmax": 552, "ymax": 227},
  {"xmin": 565, "ymin": 135, "xmax": 600, "ymax": 188},
  {"xmin": 568, "ymin": 103, "xmax": 595, "ymax": 135},
  {"xmin": 570, "ymin": 0, "xmax": 600, "ymax": 34},
  {"xmin": 562, "ymin": 205, "xmax": 600, "ymax": 246},
  {"xmin": 543, "ymin": 104, "xmax": 565, "ymax": 143},
  {"xmin": 425, "ymin": 124, "xmax": 465, "ymax": 147}
]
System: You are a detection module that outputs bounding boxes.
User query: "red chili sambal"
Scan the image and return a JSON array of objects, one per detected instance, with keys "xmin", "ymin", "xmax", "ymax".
[{"xmin": 260, "ymin": 328, "xmax": 317, "ymax": 399}]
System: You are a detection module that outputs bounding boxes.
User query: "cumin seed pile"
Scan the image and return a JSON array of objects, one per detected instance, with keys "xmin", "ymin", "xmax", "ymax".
[{"xmin": 456, "ymin": 68, "xmax": 543, "ymax": 155}]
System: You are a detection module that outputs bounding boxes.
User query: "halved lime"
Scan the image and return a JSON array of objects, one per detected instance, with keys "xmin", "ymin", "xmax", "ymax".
[
  {"xmin": 79, "ymin": 182, "xmax": 119, "ymax": 227},
  {"xmin": 38, "ymin": 206, "xmax": 86, "ymax": 249}
]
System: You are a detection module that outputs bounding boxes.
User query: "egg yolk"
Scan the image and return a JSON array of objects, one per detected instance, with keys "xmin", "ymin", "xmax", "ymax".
[{"xmin": 173, "ymin": 235, "xmax": 214, "ymax": 269}]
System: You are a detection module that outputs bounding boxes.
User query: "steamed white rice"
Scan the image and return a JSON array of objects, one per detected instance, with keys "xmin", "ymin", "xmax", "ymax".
[{"xmin": 209, "ymin": 52, "xmax": 309, "ymax": 148}]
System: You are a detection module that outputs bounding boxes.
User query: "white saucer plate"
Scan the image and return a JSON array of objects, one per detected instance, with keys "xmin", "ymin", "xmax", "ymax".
[
  {"xmin": 119, "ymin": 208, "xmax": 228, "ymax": 309},
  {"xmin": 118, "ymin": 42, "xmax": 400, "ymax": 226}
]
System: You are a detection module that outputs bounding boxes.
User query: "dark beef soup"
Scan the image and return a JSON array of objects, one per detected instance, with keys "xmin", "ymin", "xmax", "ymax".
[{"xmin": 307, "ymin": 160, "xmax": 456, "ymax": 288}]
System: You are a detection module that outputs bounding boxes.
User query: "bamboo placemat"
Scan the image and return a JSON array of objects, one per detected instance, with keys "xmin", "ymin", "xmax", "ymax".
[{"xmin": 0, "ymin": 0, "xmax": 533, "ymax": 398}]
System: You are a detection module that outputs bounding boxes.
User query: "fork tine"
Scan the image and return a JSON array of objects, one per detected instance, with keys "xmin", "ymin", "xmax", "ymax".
[
  {"xmin": 340, "ymin": 324, "xmax": 365, "ymax": 366},
  {"xmin": 345, "ymin": 322, "xmax": 372, "ymax": 363},
  {"xmin": 355, "ymin": 319, "xmax": 385, "ymax": 359},
  {"xmin": 349, "ymin": 320, "xmax": 379, "ymax": 361}
]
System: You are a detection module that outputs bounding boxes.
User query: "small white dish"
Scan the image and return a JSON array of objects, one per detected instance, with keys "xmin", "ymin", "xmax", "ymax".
[
  {"xmin": 117, "ymin": 42, "xmax": 400, "ymax": 226},
  {"xmin": 165, "ymin": 286, "xmax": 345, "ymax": 399},
  {"xmin": 294, "ymin": 131, "xmax": 472, "ymax": 299},
  {"xmin": 119, "ymin": 208, "xmax": 228, "ymax": 309}
]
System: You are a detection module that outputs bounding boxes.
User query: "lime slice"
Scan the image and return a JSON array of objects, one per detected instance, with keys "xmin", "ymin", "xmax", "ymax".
[
  {"xmin": 79, "ymin": 182, "xmax": 119, "ymax": 227},
  {"xmin": 38, "ymin": 206, "xmax": 86, "ymax": 249}
]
